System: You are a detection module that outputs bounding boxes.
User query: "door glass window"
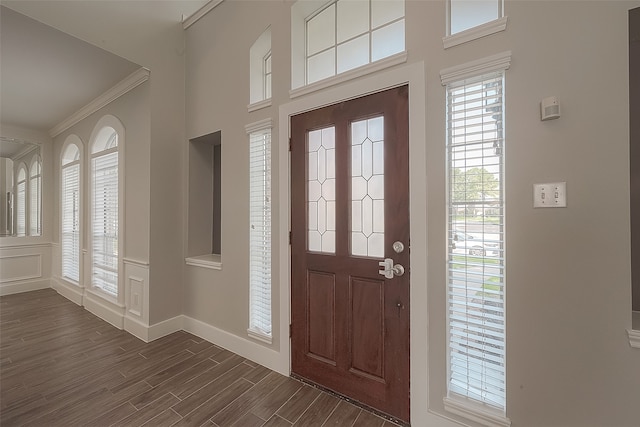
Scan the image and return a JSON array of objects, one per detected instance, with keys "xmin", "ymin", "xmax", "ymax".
[
  {"xmin": 351, "ymin": 116, "xmax": 384, "ymax": 257},
  {"xmin": 307, "ymin": 126, "xmax": 336, "ymax": 253}
]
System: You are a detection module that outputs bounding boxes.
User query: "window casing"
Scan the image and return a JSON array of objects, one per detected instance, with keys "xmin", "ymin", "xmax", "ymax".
[
  {"xmin": 90, "ymin": 128, "xmax": 119, "ymax": 297},
  {"xmin": 62, "ymin": 143, "xmax": 81, "ymax": 283},
  {"xmin": 29, "ymin": 156, "xmax": 42, "ymax": 236},
  {"xmin": 443, "ymin": 59, "xmax": 510, "ymax": 425},
  {"xmin": 16, "ymin": 166, "xmax": 27, "ymax": 237},
  {"xmin": 247, "ymin": 120, "xmax": 272, "ymax": 343}
]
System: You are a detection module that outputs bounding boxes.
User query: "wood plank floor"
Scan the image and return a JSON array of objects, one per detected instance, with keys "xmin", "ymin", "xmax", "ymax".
[{"xmin": 0, "ymin": 289, "xmax": 401, "ymax": 427}]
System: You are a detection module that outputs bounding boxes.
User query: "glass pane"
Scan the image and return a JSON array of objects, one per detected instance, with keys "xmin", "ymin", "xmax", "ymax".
[
  {"xmin": 337, "ymin": 34, "xmax": 370, "ymax": 74},
  {"xmin": 451, "ymin": 0, "xmax": 499, "ymax": 34},
  {"xmin": 351, "ymin": 116, "xmax": 384, "ymax": 257},
  {"xmin": 337, "ymin": 0, "xmax": 369, "ymax": 43},
  {"xmin": 372, "ymin": 19, "xmax": 405, "ymax": 62},
  {"xmin": 371, "ymin": 0, "xmax": 405, "ymax": 29},
  {"xmin": 307, "ymin": 48, "xmax": 335, "ymax": 84},
  {"xmin": 307, "ymin": 3, "xmax": 335, "ymax": 56},
  {"xmin": 308, "ymin": 127, "xmax": 336, "ymax": 253}
]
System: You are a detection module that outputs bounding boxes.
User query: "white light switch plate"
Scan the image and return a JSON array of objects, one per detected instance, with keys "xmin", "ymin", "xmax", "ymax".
[{"xmin": 533, "ymin": 182, "xmax": 567, "ymax": 208}]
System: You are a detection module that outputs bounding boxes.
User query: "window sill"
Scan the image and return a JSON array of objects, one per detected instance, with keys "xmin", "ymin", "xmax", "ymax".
[
  {"xmin": 185, "ymin": 254, "xmax": 222, "ymax": 271},
  {"xmin": 289, "ymin": 51, "xmax": 408, "ymax": 99},
  {"xmin": 443, "ymin": 396, "xmax": 511, "ymax": 427},
  {"xmin": 248, "ymin": 98, "xmax": 272, "ymax": 113},
  {"xmin": 443, "ymin": 17, "xmax": 508, "ymax": 49},
  {"xmin": 247, "ymin": 328, "xmax": 272, "ymax": 345}
]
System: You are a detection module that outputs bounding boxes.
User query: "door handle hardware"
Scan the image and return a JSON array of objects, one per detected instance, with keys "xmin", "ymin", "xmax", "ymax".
[{"xmin": 378, "ymin": 258, "xmax": 405, "ymax": 279}]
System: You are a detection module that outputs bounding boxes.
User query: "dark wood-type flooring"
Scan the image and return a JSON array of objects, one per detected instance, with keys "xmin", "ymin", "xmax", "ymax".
[{"xmin": 0, "ymin": 289, "xmax": 401, "ymax": 426}]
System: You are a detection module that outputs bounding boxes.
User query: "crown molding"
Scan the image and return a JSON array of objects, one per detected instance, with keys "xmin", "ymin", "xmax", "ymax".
[
  {"xmin": 49, "ymin": 67, "xmax": 150, "ymax": 138},
  {"xmin": 183, "ymin": 0, "xmax": 225, "ymax": 30}
]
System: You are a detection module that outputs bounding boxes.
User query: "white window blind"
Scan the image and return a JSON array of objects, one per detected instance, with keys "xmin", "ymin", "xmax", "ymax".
[
  {"xmin": 248, "ymin": 127, "xmax": 272, "ymax": 341},
  {"xmin": 29, "ymin": 158, "xmax": 41, "ymax": 236},
  {"xmin": 62, "ymin": 161, "xmax": 80, "ymax": 282},
  {"xmin": 446, "ymin": 71, "xmax": 506, "ymax": 410},
  {"xmin": 16, "ymin": 168, "xmax": 26, "ymax": 237},
  {"xmin": 92, "ymin": 148, "xmax": 118, "ymax": 296}
]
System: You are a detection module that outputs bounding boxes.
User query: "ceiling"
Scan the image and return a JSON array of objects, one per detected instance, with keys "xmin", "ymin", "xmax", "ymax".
[{"xmin": 0, "ymin": 1, "xmax": 209, "ymax": 135}]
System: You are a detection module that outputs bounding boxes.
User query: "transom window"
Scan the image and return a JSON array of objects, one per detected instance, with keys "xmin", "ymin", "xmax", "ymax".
[
  {"xmin": 450, "ymin": 0, "xmax": 502, "ymax": 35},
  {"xmin": 294, "ymin": 0, "xmax": 405, "ymax": 87}
]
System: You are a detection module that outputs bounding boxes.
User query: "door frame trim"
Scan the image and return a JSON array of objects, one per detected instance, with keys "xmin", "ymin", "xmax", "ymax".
[{"xmin": 277, "ymin": 61, "xmax": 434, "ymax": 425}]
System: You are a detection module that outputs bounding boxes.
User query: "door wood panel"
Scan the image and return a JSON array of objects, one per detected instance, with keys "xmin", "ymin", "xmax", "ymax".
[{"xmin": 291, "ymin": 86, "xmax": 410, "ymax": 423}]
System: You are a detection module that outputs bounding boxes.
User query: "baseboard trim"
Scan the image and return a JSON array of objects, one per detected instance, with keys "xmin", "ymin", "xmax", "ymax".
[
  {"xmin": 51, "ymin": 277, "xmax": 84, "ymax": 306},
  {"xmin": 0, "ymin": 278, "xmax": 50, "ymax": 296},
  {"xmin": 84, "ymin": 293, "xmax": 125, "ymax": 329},
  {"xmin": 48, "ymin": 286, "xmax": 288, "ymax": 374},
  {"xmin": 182, "ymin": 315, "xmax": 287, "ymax": 375},
  {"xmin": 148, "ymin": 315, "xmax": 184, "ymax": 341}
]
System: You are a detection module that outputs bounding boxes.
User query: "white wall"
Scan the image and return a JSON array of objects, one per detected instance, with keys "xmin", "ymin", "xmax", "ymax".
[{"xmin": 184, "ymin": 1, "xmax": 640, "ymax": 426}]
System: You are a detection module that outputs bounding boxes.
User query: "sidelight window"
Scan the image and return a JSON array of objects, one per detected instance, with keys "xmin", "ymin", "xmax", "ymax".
[
  {"xmin": 247, "ymin": 120, "xmax": 273, "ymax": 342},
  {"xmin": 442, "ymin": 52, "xmax": 511, "ymax": 426}
]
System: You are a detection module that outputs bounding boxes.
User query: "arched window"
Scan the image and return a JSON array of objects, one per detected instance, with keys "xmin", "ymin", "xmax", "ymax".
[
  {"xmin": 249, "ymin": 26, "xmax": 272, "ymax": 110},
  {"xmin": 29, "ymin": 155, "xmax": 42, "ymax": 236},
  {"xmin": 61, "ymin": 139, "xmax": 82, "ymax": 283},
  {"xmin": 90, "ymin": 121, "xmax": 121, "ymax": 298},
  {"xmin": 16, "ymin": 165, "xmax": 27, "ymax": 237}
]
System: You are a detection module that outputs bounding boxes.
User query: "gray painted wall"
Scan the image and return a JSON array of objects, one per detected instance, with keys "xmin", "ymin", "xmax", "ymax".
[{"xmin": 184, "ymin": 1, "xmax": 640, "ymax": 426}]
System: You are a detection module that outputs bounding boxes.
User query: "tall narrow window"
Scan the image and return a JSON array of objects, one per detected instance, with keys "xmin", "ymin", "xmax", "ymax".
[
  {"xmin": 29, "ymin": 156, "xmax": 42, "ymax": 236},
  {"xmin": 445, "ymin": 71, "xmax": 506, "ymax": 414},
  {"xmin": 247, "ymin": 120, "xmax": 272, "ymax": 342},
  {"xmin": 62, "ymin": 143, "xmax": 81, "ymax": 283},
  {"xmin": 91, "ymin": 127, "xmax": 119, "ymax": 297},
  {"xmin": 16, "ymin": 166, "xmax": 26, "ymax": 237}
]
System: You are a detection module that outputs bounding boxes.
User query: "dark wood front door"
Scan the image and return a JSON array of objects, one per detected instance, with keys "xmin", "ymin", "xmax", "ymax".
[{"xmin": 291, "ymin": 86, "xmax": 410, "ymax": 423}]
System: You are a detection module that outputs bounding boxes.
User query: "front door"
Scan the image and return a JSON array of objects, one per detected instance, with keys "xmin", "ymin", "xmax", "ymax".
[{"xmin": 291, "ymin": 86, "xmax": 410, "ymax": 423}]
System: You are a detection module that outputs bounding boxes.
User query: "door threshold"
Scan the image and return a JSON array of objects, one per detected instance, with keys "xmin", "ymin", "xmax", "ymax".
[{"xmin": 290, "ymin": 373, "xmax": 409, "ymax": 427}]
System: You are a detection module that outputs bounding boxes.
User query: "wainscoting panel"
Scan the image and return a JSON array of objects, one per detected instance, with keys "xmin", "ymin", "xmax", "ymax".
[
  {"xmin": 123, "ymin": 257, "xmax": 150, "ymax": 341},
  {"xmin": 0, "ymin": 243, "xmax": 51, "ymax": 295}
]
